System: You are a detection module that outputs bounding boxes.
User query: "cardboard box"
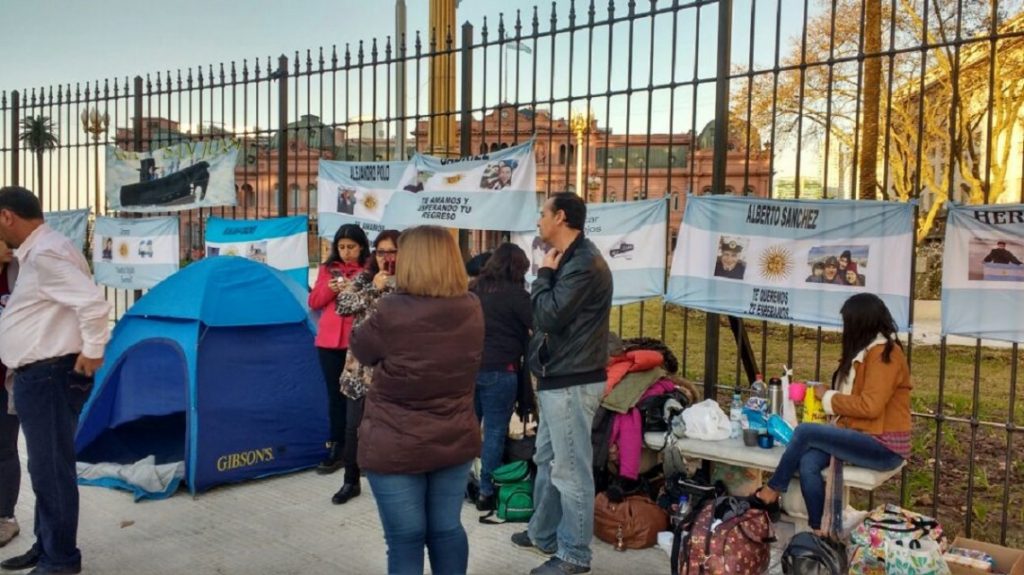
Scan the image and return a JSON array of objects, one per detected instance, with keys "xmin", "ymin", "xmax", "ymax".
[{"xmin": 948, "ymin": 537, "xmax": 1024, "ymax": 575}]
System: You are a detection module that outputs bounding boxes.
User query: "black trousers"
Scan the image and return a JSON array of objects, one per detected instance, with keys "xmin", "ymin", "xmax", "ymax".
[
  {"xmin": 0, "ymin": 385, "xmax": 18, "ymax": 518},
  {"xmin": 317, "ymin": 348, "xmax": 348, "ymax": 445},
  {"xmin": 342, "ymin": 396, "xmax": 364, "ymax": 485}
]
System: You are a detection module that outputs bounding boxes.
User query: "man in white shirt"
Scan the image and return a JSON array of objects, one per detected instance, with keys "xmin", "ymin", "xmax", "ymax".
[{"xmin": 0, "ymin": 187, "xmax": 110, "ymax": 575}]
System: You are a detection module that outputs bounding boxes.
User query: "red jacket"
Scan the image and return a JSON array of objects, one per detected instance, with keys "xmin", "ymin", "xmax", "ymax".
[{"xmin": 309, "ymin": 261, "xmax": 365, "ymax": 349}]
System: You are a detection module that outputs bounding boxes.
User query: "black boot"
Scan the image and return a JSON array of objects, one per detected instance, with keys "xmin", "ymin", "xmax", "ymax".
[
  {"xmin": 316, "ymin": 442, "xmax": 344, "ymax": 475},
  {"xmin": 331, "ymin": 482, "xmax": 361, "ymax": 505}
]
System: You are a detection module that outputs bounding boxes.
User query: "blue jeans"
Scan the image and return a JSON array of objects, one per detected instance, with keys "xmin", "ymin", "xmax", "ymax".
[
  {"xmin": 13, "ymin": 355, "xmax": 86, "ymax": 571},
  {"xmin": 767, "ymin": 423, "xmax": 905, "ymax": 529},
  {"xmin": 367, "ymin": 461, "xmax": 473, "ymax": 575},
  {"xmin": 529, "ymin": 381, "xmax": 604, "ymax": 569},
  {"xmin": 474, "ymin": 371, "xmax": 518, "ymax": 497}
]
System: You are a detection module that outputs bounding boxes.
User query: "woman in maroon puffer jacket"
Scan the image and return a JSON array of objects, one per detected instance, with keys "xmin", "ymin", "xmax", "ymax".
[{"xmin": 350, "ymin": 225, "xmax": 484, "ymax": 575}]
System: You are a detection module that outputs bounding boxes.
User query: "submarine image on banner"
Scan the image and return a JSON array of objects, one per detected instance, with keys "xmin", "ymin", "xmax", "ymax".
[{"xmin": 120, "ymin": 158, "xmax": 211, "ymax": 207}]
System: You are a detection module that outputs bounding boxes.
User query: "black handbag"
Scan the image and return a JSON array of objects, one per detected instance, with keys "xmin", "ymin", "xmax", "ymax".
[{"xmin": 782, "ymin": 532, "xmax": 848, "ymax": 575}]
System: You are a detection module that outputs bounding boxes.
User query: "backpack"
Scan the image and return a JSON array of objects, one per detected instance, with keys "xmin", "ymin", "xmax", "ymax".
[
  {"xmin": 783, "ymin": 532, "xmax": 848, "ymax": 575},
  {"xmin": 671, "ymin": 495, "xmax": 775, "ymax": 575},
  {"xmin": 480, "ymin": 460, "xmax": 534, "ymax": 524}
]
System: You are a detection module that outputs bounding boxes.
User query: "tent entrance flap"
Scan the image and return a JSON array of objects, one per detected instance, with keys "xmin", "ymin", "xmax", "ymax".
[{"xmin": 76, "ymin": 339, "xmax": 188, "ymax": 467}]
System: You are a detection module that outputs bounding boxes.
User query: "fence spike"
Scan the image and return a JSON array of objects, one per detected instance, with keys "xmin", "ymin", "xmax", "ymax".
[
  {"xmin": 532, "ymin": 6, "xmax": 540, "ymax": 35},
  {"xmin": 372, "ymin": 38, "xmax": 379, "ymax": 63},
  {"xmin": 306, "ymin": 49, "xmax": 313, "ymax": 73},
  {"xmin": 498, "ymin": 12, "xmax": 506, "ymax": 41},
  {"xmin": 515, "ymin": 9, "xmax": 523, "ymax": 37},
  {"xmin": 318, "ymin": 46, "xmax": 325, "ymax": 71}
]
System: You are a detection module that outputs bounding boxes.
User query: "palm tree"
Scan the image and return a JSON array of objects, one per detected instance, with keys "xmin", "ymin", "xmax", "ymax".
[{"xmin": 19, "ymin": 115, "xmax": 59, "ymax": 209}]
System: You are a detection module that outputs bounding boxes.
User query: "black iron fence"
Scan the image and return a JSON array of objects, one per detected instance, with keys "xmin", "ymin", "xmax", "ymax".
[{"xmin": 2, "ymin": 0, "xmax": 1023, "ymax": 547}]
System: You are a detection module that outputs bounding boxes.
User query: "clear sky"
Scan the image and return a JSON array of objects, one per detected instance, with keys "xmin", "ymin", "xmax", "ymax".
[{"xmin": 1, "ymin": 0, "xmax": 807, "ymax": 136}]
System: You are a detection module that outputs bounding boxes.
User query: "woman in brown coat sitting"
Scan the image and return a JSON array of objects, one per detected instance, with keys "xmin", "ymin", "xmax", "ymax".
[
  {"xmin": 755, "ymin": 293, "xmax": 911, "ymax": 535},
  {"xmin": 349, "ymin": 225, "xmax": 484, "ymax": 575}
]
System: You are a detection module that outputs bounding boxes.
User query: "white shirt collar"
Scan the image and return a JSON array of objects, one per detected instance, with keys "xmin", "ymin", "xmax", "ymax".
[{"xmin": 13, "ymin": 223, "xmax": 50, "ymax": 261}]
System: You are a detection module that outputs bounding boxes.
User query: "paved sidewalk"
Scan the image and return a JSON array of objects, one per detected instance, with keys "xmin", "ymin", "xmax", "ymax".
[{"xmin": 5, "ymin": 452, "xmax": 671, "ymax": 575}]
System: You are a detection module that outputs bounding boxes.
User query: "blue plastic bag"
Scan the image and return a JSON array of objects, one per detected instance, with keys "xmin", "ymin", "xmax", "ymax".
[{"xmin": 767, "ymin": 414, "xmax": 794, "ymax": 446}]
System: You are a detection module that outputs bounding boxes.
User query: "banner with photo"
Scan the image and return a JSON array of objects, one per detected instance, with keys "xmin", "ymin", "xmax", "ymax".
[
  {"xmin": 205, "ymin": 216, "xmax": 309, "ymax": 288},
  {"xmin": 512, "ymin": 198, "xmax": 668, "ymax": 306},
  {"xmin": 666, "ymin": 196, "xmax": 915, "ymax": 331},
  {"xmin": 398, "ymin": 139, "xmax": 537, "ymax": 193},
  {"xmin": 317, "ymin": 159, "xmax": 409, "ymax": 242},
  {"xmin": 44, "ymin": 209, "xmax": 89, "ymax": 252},
  {"xmin": 942, "ymin": 203, "xmax": 1024, "ymax": 342},
  {"xmin": 105, "ymin": 138, "xmax": 240, "ymax": 213},
  {"xmin": 93, "ymin": 216, "xmax": 180, "ymax": 289}
]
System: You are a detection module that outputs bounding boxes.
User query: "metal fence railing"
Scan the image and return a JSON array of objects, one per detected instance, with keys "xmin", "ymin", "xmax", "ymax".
[{"xmin": 2, "ymin": 0, "xmax": 1022, "ymax": 547}]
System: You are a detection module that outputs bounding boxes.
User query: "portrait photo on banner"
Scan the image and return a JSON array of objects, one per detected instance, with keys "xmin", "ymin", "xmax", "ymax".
[
  {"xmin": 479, "ymin": 159, "xmax": 518, "ymax": 190},
  {"xmin": 805, "ymin": 245, "xmax": 868, "ymax": 287},
  {"xmin": 968, "ymin": 236, "xmax": 1024, "ymax": 282},
  {"xmin": 713, "ymin": 235, "xmax": 749, "ymax": 280}
]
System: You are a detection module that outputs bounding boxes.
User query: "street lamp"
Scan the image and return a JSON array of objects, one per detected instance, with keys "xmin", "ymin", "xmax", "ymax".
[
  {"xmin": 570, "ymin": 110, "xmax": 591, "ymax": 197},
  {"xmin": 80, "ymin": 106, "xmax": 109, "ymax": 215}
]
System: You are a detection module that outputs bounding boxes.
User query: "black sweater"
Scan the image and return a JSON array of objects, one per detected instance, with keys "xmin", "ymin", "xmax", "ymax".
[{"xmin": 471, "ymin": 285, "xmax": 533, "ymax": 371}]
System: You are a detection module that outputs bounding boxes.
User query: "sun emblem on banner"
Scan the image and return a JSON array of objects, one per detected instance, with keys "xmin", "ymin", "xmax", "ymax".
[
  {"xmin": 759, "ymin": 245, "xmax": 793, "ymax": 281},
  {"xmin": 445, "ymin": 174, "xmax": 464, "ymax": 185},
  {"xmin": 117, "ymin": 242, "xmax": 130, "ymax": 259},
  {"xmin": 361, "ymin": 192, "xmax": 379, "ymax": 213}
]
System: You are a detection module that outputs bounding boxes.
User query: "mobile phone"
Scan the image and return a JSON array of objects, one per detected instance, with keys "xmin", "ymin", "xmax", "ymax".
[{"xmin": 384, "ymin": 260, "xmax": 396, "ymax": 275}]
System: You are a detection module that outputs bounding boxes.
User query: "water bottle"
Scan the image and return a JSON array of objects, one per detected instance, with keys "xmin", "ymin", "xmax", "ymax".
[
  {"xmin": 729, "ymin": 393, "xmax": 743, "ymax": 439},
  {"xmin": 750, "ymin": 373, "xmax": 766, "ymax": 399}
]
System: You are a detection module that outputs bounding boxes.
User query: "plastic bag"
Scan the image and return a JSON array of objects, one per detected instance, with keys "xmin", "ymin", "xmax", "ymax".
[
  {"xmin": 767, "ymin": 414, "xmax": 794, "ymax": 445},
  {"xmin": 681, "ymin": 399, "xmax": 732, "ymax": 441}
]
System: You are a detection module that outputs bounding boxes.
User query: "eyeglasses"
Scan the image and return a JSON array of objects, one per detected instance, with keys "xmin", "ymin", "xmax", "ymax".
[{"xmin": 376, "ymin": 249, "xmax": 398, "ymax": 256}]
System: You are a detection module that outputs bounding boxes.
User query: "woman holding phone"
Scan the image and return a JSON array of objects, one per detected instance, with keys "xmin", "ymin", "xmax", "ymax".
[
  {"xmin": 331, "ymin": 229, "xmax": 401, "ymax": 504},
  {"xmin": 309, "ymin": 224, "xmax": 370, "ymax": 474}
]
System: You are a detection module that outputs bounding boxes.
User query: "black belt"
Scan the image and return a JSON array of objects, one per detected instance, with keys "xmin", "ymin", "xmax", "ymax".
[{"xmin": 14, "ymin": 354, "xmax": 78, "ymax": 374}]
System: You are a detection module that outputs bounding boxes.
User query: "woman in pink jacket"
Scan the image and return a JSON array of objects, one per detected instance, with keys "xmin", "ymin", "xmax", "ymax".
[{"xmin": 309, "ymin": 224, "xmax": 369, "ymax": 473}]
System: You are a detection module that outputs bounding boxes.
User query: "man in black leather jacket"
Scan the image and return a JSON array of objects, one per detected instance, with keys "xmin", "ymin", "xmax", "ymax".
[{"xmin": 512, "ymin": 192, "xmax": 612, "ymax": 575}]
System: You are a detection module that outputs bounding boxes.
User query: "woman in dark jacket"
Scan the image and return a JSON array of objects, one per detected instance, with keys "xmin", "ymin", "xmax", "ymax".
[
  {"xmin": 308, "ymin": 224, "xmax": 370, "ymax": 473},
  {"xmin": 350, "ymin": 225, "xmax": 484, "ymax": 575},
  {"xmin": 469, "ymin": 243, "xmax": 532, "ymax": 511}
]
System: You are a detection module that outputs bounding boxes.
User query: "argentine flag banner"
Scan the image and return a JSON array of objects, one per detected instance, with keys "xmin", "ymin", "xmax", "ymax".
[
  {"xmin": 93, "ymin": 216, "xmax": 180, "ymax": 289},
  {"xmin": 942, "ymin": 202, "xmax": 1024, "ymax": 342},
  {"xmin": 317, "ymin": 159, "xmax": 409, "ymax": 241},
  {"xmin": 666, "ymin": 196, "xmax": 914, "ymax": 331},
  {"xmin": 205, "ymin": 216, "xmax": 309, "ymax": 288},
  {"xmin": 44, "ymin": 209, "xmax": 89, "ymax": 252},
  {"xmin": 512, "ymin": 198, "xmax": 667, "ymax": 306},
  {"xmin": 383, "ymin": 140, "xmax": 539, "ymax": 231}
]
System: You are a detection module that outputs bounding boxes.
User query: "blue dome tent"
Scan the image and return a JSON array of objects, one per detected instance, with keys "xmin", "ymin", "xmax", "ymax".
[{"xmin": 75, "ymin": 257, "xmax": 328, "ymax": 498}]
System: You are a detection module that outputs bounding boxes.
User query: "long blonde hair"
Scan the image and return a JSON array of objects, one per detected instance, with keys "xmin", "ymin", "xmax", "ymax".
[{"xmin": 395, "ymin": 226, "xmax": 468, "ymax": 297}]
